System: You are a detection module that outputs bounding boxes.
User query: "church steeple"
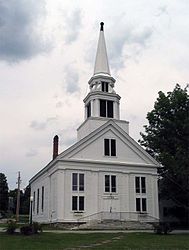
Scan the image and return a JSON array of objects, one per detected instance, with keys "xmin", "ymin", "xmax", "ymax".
[
  {"xmin": 77, "ymin": 22, "xmax": 128, "ymax": 141},
  {"xmin": 94, "ymin": 22, "xmax": 110, "ymax": 76}
]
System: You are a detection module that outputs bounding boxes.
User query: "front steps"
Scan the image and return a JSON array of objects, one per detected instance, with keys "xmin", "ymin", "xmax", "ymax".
[{"xmin": 76, "ymin": 219, "xmax": 154, "ymax": 230}]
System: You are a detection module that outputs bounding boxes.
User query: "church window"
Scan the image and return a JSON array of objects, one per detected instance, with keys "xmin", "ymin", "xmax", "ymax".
[
  {"xmin": 101, "ymin": 82, "xmax": 109, "ymax": 92},
  {"xmin": 135, "ymin": 177, "xmax": 146, "ymax": 193},
  {"xmin": 72, "ymin": 196, "xmax": 77, "ymax": 211},
  {"xmin": 72, "ymin": 173, "xmax": 84, "ymax": 191},
  {"xmin": 105, "ymin": 175, "xmax": 116, "ymax": 193},
  {"xmin": 37, "ymin": 188, "xmax": 39, "ymax": 214},
  {"xmin": 72, "ymin": 173, "xmax": 78, "ymax": 191},
  {"xmin": 104, "ymin": 139, "xmax": 116, "ymax": 156},
  {"xmin": 136, "ymin": 198, "xmax": 147, "ymax": 212},
  {"xmin": 86, "ymin": 102, "xmax": 91, "ymax": 118},
  {"xmin": 72, "ymin": 196, "xmax": 84, "ymax": 211},
  {"xmin": 100, "ymin": 100, "xmax": 113, "ymax": 118},
  {"xmin": 33, "ymin": 191, "xmax": 35, "ymax": 213},
  {"xmin": 41, "ymin": 186, "xmax": 44, "ymax": 212}
]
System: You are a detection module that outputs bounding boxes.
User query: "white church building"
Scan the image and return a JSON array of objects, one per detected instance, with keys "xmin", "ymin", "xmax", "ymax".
[{"xmin": 30, "ymin": 23, "xmax": 159, "ymax": 225}]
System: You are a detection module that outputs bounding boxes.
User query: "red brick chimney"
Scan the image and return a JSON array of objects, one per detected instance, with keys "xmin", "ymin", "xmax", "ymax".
[{"xmin": 53, "ymin": 135, "xmax": 59, "ymax": 160}]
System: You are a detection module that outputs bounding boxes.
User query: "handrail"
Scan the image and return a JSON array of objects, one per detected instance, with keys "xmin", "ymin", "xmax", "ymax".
[{"xmin": 77, "ymin": 211, "xmax": 159, "ymax": 223}]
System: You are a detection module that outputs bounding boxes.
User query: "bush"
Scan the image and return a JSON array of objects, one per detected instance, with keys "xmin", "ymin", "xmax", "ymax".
[
  {"xmin": 20, "ymin": 225, "xmax": 32, "ymax": 235},
  {"xmin": 153, "ymin": 222, "xmax": 172, "ymax": 235},
  {"xmin": 32, "ymin": 222, "xmax": 42, "ymax": 234},
  {"xmin": 6, "ymin": 220, "xmax": 17, "ymax": 234}
]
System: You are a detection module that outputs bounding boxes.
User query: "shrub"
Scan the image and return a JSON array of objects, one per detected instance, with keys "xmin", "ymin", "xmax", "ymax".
[
  {"xmin": 6, "ymin": 220, "xmax": 17, "ymax": 234},
  {"xmin": 20, "ymin": 225, "xmax": 32, "ymax": 235},
  {"xmin": 32, "ymin": 222, "xmax": 42, "ymax": 234},
  {"xmin": 153, "ymin": 222, "xmax": 172, "ymax": 234}
]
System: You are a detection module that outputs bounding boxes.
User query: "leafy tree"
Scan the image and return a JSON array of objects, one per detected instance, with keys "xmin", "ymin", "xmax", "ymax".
[
  {"xmin": 0, "ymin": 173, "xmax": 9, "ymax": 213},
  {"xmin": 9, "ymin": 185, "xmax": 31, "ymax": 215},
  {"xmin": 139, "ymin": 84, "xmax": 189, "ymax": 224}
]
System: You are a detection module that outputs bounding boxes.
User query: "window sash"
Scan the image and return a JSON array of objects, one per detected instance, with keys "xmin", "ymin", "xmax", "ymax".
[
  {"xmin": 79, "ymin": 196, "xmax": 84, "ymax": 211},
  {"xmin": 136, "ymin": 198, "xmax": 147, "ymax": 212},
  {"xmin": 105, "ymin": 175, "xmax": 110, "ymax": 192},
  {"xmin": 79, "ymin": 174, "xmax": 84, "ymax": 191},
  {"xmin": 135, "ymin": 177, "xmax": 140, "ymax": 193},
  {"xmin": 135, "ymin": 177, "xmax": 146, "ymax": 194},
  {"xmin": 105, "ymin": 175, "xmax": 116, "ymax": 193},
  {"xmin": 111, "ymin": 139, "xmax": 116, "ymax": 156},
  {"xmin": 72, "ymin": 173, "xmax": 78, "ymax": 191},
  {"xmin": 37, "ymin": 189, "xmax": 39, "ymax": 214},
  {"xmin": 72, "ymin": 196, "xmax": 84, "ymax": 211},
  {"xmin": 136, "ymin": 198, "xmax": 141, "ymax": 212},
  {"xmin": 41, "ymin": 186, "xmax": 44, "ymax": 211},
  {"xmin": 104, "ymin": 139, "xmax": 110, "ymax": 156},
  {"xmin": 142, "ymin": 198, "xmax": 147, "ymax": 212},
  {"xmin": 72, "ymin": 196, "xmax": 77, "ymax": 211},
  {"xmin": 141, "ymin": 177, "xmax": 146, "ymax": 193},
  {"xmin": 111, "ymin": 175, "xmax": 116, "ymax": 192}
]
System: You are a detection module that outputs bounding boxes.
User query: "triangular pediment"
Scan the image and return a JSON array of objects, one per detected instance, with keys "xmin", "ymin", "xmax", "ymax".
[{"xmin": 58, "ymin": 120, "xmax": 159, "ymax": 167}]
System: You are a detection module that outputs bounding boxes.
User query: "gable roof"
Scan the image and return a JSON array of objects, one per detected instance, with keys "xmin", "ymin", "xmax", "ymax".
[{"xmin": 57, "ymin": 119, "xmax": 160, "ymax": 166}]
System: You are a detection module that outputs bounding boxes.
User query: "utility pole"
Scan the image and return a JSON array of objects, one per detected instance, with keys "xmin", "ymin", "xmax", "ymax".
[{"xmin": 16, "ymin": 171, "xmax": 21, "ymax": 222}]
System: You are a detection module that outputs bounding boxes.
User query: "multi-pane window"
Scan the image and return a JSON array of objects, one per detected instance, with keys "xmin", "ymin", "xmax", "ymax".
[
  {"xmin": 105, "ymin": 175, "xmax": 116, "ymax": 193},
  {"xmin": 136, "ymin": 198, "xmax": 147, "ymax": 212},
  {"xmin": 37, "ymin": 188, "xmax": 39, "ymax": 214},
  {"xmin": 104, "ymin": 139, "xmax": 116, "ymax": 156},
  {"xmin": 101, "ymin": 82, "xmax": 109, "ymax": 92},
  {"xmin": 41, "ymin": 186, "xmax": 44, "ymax": 212},
  {"xmin": 135, "ymin": 177, "xmax": 146, "ymax": 193},
  {"xmin": 72, "ymin": 173, "xmax": 84, "ymax": 191},
  {"xmin": 86, "ymin": 102, "xmax": 91, "ymax": 118},
  {"xmin": 100, "ymin": 100, "xmax": 113, "ymax": 118},
  {"xmin": 72, "ymin": 196, "xmax": 84, "ymax": 211}
]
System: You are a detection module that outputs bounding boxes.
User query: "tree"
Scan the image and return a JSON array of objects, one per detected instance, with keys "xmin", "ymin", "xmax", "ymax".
[
  {"xmin": 0, "ymin": 173, "xmax": 9, "ymax": 213},
  {"xmin": 139, "ymin": 84, "xmax": 189, "ymax": 224}
]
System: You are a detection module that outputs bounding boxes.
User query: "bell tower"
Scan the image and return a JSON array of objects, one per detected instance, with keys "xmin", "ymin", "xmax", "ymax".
[{"xmin": 77, "ymin": 22, "xmax": 129, "ymax": 140}]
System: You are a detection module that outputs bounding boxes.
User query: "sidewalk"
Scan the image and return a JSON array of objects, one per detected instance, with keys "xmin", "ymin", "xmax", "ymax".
[{"xmin": 0, "ymin": 227, "xmax": 188, "ymax": 234}]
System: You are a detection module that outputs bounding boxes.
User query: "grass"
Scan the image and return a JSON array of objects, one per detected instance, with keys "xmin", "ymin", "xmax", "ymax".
[{"xmin": 0, "ymin": 232, "xmax": 189, "ymax": 250}]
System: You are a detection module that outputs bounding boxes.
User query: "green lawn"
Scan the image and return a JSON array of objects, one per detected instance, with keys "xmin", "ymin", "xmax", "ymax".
[{"xmin": 0, "ymin": 232, "xmax": 188, "ymax": 250}]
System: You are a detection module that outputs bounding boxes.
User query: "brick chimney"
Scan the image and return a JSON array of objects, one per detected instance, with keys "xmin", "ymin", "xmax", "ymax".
[{"xmin": 53, "ymin": 135, "xmax": 59, "ymax": 160}]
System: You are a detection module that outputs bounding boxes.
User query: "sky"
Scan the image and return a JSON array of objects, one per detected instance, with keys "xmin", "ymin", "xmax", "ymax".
[{"xmin": 0, "ymin": 0, "xmax": 189, "ymax": 190}]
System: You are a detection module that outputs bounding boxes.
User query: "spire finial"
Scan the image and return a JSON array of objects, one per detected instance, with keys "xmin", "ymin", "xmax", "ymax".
[{"xmin": 100, "ymin": 22, "xmax": 104, "ymax": 31}]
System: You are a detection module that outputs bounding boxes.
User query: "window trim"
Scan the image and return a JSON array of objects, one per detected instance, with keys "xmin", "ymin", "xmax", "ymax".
[
  {"xmin": 72, "ymin": 173, "xmax": 85, "ymax": 192},
  {"xmin": 104, "ymin": 139, "xmax": 116, "ymax": 157},
  {"xmin": 104, "ymin": 175, "xmax": 117, "ymax": 193},
  {"xmin": 72, "ymin": 196, "xmax": 85, "ymax": 212},
  {"xmin": 135, "ymin": 176, "xmax": 146, "ymax": 194}
]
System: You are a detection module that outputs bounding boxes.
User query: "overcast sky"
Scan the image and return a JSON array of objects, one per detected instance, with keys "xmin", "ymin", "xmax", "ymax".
[{"xmin": 0, "ymin": 0, "xmax": 188, "ymax": 190}]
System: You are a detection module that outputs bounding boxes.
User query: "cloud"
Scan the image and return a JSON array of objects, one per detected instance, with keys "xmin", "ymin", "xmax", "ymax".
[
  {"xmin": 0, "ymin": 0, "xmax": 50, "ymax": 62},
  {"xmin": 64, "ymin": 64, "xmax": 80, "ymax": 94},
  {"xmin": 26, "ymin": 149, "xmax": 38, "ymax": 157},
  {"xmin": 108, "ymin": 19, "xmax": 154, "ymax": 69},
  {"xmin": 30, "ymin": 117, "xmax": 58, "ymax": 130},
  {"xmin": 64, "ymin": 9, "xmax": 82, "ymax": 44}
]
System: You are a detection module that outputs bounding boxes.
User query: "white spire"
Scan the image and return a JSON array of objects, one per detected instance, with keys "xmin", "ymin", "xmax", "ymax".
[{"xmin": 94, "ymin": 22, "xmax": 110, "ymax": 76}]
